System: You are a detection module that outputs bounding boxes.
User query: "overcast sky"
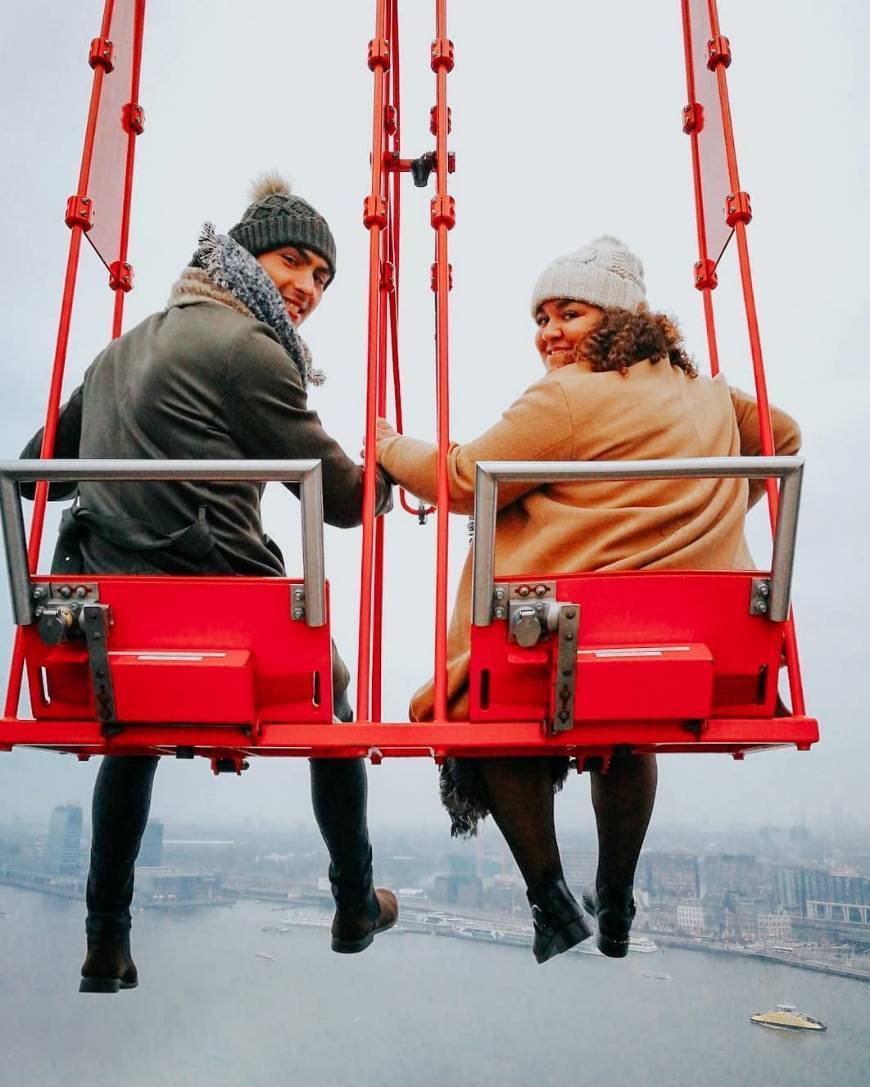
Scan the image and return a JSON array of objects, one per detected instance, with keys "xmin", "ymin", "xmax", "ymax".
[{"xmin": 0, "ymin": 1, "xmax": 867, "ymax": 838}]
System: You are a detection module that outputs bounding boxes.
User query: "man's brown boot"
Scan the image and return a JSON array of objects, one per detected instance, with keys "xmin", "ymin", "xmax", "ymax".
[
  {"xmin": 79, "ymin": 930, "xmax": 139, "ymax": 993},
  {"xmin": 331, "ymin": 888, "xmax": 399, "ymax": 954}
]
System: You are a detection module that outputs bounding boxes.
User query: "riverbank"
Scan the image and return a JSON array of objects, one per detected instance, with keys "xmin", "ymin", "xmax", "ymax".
[{"xmin": 648, "ymin": 932, "xmax": 870, "ymax": 984}]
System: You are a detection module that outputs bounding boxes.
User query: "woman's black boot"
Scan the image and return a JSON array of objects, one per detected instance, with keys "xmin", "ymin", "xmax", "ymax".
[
  {"xmin": 527, "ymin": 877, "xmax": 593, "ymax": 964},
  {"xmin": 582, "ymin": 885, "xmax": 636, "ymax": 958},
  {"xmin": 79, "ymin": 929, "xmax": 138, "ymax": 993}
]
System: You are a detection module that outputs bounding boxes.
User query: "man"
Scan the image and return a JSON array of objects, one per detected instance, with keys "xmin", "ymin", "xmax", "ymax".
[{"xmin": 22, "ymin": 174, "xmax": 397, "ymax": 992}]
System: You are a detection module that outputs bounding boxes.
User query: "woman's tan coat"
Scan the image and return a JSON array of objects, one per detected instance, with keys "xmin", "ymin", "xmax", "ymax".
[{"xmin": 377, "ymin": 358, "xmax": 801, "ymax": 721}]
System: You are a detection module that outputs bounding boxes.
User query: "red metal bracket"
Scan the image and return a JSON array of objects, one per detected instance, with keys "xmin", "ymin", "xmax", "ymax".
[
  {"xmin": 363, "ymin": 195, "xmax": 387, "ymax": 229},
  {"xmin": 694, "ymin": 258, "xmax": 718, "ymax": 291},
  {"xmin": 430, "ymin": 105, "xmax": 452, "ymax": 135},
  {"xmin": 725, "ymin": 190, "xmax": 752, "ymax": 226},
  {"xmin": 368, "ymin": 37, "xmax": 391, "ymax": 71},
  {"xmin": 431, "ymin": 262, "xmax": 453, "ymax": 292},
  {"xmin": 682, "ymin": 103, "xmax": 703, "ymax": 134},
  {"xmin": 707, "ymin": 36, "xmax": 732, "ymax": 70},
  {"xmin": 430, "ymin": 195, "xmax": 456, "ymax": 229},
  {"xmin": 64, "ymin": 194, "xmax": 94, "ymax": 231},
  {"xmin": 380, "ymin": 260, "xmax": 396, "ymax": 293},
  {"xmin": 431, "ymin": 38, "xmax": 455, "ymax": 72},
  {"xmin": 109, "ymin": 261, "xmax": 134, "ymax": 292},
  {"xmin": 384, "ymin": 104, "xmax": 398, "ymax": 135},
  {"xmin": 122, "ymin": 103, "xmax": 145, "ymax": 135},
  {"xmin": 88, "ymin": 37, "xmax": 115, "ymax": 72}
]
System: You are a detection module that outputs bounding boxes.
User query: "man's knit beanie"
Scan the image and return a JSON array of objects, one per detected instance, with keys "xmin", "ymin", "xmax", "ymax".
[
  {"xmin": 229, "ymin": 172, "xmax": 337, "ymax": 283},
  {"xmin": 531, "ymin": 235, "xmax": 646, "ymax": 315}
]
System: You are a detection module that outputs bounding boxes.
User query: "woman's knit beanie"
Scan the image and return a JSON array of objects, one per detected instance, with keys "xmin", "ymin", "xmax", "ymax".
[
  {"xmin": 531, "ymin": 235, "xmax": 646, "ymax": 315},
  {"xmin": 228, "ymin": 172, "xmax": 337, "ymax": 283}
]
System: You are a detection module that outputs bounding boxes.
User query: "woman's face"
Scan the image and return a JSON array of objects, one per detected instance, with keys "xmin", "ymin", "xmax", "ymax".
[{"xmin": 534, "ymin": 298, "xmax": 604, "ymax": 371}]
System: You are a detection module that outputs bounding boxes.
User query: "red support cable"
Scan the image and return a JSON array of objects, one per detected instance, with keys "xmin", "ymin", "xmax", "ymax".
[
  {"xmin": 431, "ymin": 0, "xmax": 453, "ymax": 722},
  {"xmin": 706, "ymin": 0, "xmax": 806, "ymax": 713},
  {"xmin": 356, "ymin": 0, "xmax": 391, "ymax": 723}
]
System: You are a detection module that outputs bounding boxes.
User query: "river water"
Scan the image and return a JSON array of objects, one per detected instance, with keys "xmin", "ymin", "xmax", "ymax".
[{"xmin": 0, "ymin": 886, "xmax": 867, "ymax": 1087}]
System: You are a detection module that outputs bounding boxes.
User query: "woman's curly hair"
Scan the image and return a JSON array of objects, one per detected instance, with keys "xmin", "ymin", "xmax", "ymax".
[{"xmin": 575, "ymin": 308, "xmax": 698, "ymax": 378}]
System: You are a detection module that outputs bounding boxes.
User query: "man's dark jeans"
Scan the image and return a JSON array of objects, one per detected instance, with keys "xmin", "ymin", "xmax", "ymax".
[{"xmin": 86, "ymin": 692, "xmax": 374, "ymax": 938}]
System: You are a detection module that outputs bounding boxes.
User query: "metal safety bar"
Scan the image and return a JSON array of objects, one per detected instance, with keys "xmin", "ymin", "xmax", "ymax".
[
  {"xmin": 472, "ymin": 456, "xmax": 804, "ymax": 627},
  {"xmin": 0, "ymin": 460, "xmax": 327, "ymax": 629}
]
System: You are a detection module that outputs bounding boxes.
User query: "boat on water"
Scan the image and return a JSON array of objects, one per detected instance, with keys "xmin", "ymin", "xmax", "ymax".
[
  {"xmin": 255, "ymin": 952, "xmax": 276, "ymax": 962},
  {"xmin": 641, "ymin": 971, "xmax": 671, "ymax": 981},
  {"xmin": 750, "ymin": 1005, "xmax": 827, "ymax": 1032}
]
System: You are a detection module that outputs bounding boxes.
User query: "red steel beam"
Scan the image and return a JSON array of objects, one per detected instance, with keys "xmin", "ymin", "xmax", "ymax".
[
  {"xmin": 356, "ymin": 0, "xmax": 391, "ymax": 722},
  {"xmin": 431, "ymin": 0, "xmax": 454, "ymax": 721}
]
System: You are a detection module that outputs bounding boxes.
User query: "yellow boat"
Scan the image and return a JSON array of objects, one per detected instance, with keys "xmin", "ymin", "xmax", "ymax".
[{"xmin": 750, "ymin": 1004, "xmax": 827, "ymax": 1032}]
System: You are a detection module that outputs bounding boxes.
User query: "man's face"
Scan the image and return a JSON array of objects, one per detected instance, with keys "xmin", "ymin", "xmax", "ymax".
[
  {"xmin": 256, "ymin": 246, "xmax": 332, "ymax": 326},
  {"xmin": 534, "ymin": 298, "xmax": 605, "ymax": 371}
]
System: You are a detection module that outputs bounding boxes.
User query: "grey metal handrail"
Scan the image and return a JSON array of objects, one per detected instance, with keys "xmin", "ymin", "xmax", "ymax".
[
  {"xmin": 0, "ymin": 459, "xmax": 327, "ymax": 628},
  {"xmin": 471, "ymin": 456, "xmax": 804, "ymax": 626}
]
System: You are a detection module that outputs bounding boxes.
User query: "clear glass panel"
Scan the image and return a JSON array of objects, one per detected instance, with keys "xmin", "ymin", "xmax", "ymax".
[
  {"xmin": 688, "ymin": 0, "xmax": 733, "ymax": 265},
  {"xmin": 85, "ymin": 0, "xmax": 138, "ymax": 270}
]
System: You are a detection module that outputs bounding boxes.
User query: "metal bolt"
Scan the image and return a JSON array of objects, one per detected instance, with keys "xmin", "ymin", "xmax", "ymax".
[
  {"xmin": 756, "ymin": 601, "xmax": 768, "ymax": 614},
  {"xmin": 559, "ymin": 710, "xmax": 570, "ymax": 722},
  {"xmin": 565, "ymin": 608, "xmax": 576, "ymax": 620},
  {"xmin": 75, "ymin": 586, "xmax": 87, "ymax": 598},
  {"xmin": 292, "ymin": 607, "xmax": 304, "ymax": 620},
  {"xmin": 758, "ymin": 582, "xmax": 769, "ymax": 596},
  {"xmin": 92, "ymin": 632, "xmax": 102, "ymax": 641},
  {"xmin": 494, "ymin": 588, "xmax": 506, "ymax": 601},
  {"xmin": 534, "ymin": 584, "xmax": 548, "ymax": 598},
  {"xmin": 59, "ymin": 585, "xmax": 72, "ymax": 599},
  {"xmin": 293, "ymin": 589, "xmax": 304, "ymax": 602},
  {"xmin": 31, "ymin": 586, "xmax": 46, "ymax": 601},
  {"xmin": 562, "ymin": 668, "xmax": 572, "ymax": 677},
  {"xmin": 34, "ymin": 606, "xmax": 44, "ymax": 618},
  {"xmin": 517, "ymin": 585, "xmax": 530, "ymax": 598},
  {"xmin": 494, "ymin": 607, "xmax": 505, "ymax": 620},
  {"xmin": 564, "ymin": 631, "xmax": 574, "ymax": 641}
]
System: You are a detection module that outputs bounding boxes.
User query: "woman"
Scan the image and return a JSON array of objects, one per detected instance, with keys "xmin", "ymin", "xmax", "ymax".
[{"xmin": 376, "ymin": 235, "xmax": 800, "ymax": 963}]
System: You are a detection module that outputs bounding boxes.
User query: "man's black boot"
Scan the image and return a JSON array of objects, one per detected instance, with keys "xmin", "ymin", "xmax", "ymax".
[
  {"xmin": 527, "ymin": 877, "xmax": 593, "ymax": 964},
  {"xmin": 582, "ymin": 884, "xmax": 637, "ymax": 958},
  {"xmin": 80, "ymin": 929, "xmax": 138, "ymax": 993},
  {"xmin": 328, "ymin": 850, "xmax": 398, "ymax": 954}
]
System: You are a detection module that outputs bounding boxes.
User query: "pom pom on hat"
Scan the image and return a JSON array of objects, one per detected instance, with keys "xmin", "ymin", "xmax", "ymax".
[
  {"xmin": 531, "ymin": 235, "xmax": 646, "ymax": 315},
  {"xmin": 249, "ymin": 170, "xmax": 293, "ymax": 202}
]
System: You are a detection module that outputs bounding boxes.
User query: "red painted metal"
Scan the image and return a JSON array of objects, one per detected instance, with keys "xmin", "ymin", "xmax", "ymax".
[
  {"xmin": 431, "ymin": 0, "xmax": 453, "ymax": 723},
  {"xmin": 23, "ymin": 576, "xmax": 333, "ymax": 728},
  {"xmin": 0, "ymin": 717, "xmax": 818, "ymax": 762},
  {"xmin": 470, "ymin": 572, "xmax": 784, "ymax": 724},
  {"xmin": 356, "ymin": 0, "xmax": 391, "ymax": 723}
]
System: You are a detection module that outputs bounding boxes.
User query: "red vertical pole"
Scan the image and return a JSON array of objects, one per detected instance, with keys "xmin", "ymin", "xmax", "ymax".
[
  {"xmin": 430, "ymin": 0, "xmax": 454, "ymax": 722},
  {"xmin": 706, "ymin": 0, "xmax": 805, "ymax": 714},
  {"xmin": 356, "ymin": 0, "xmax": 390, "ymax": 723},
  {"xmin": 4, "ymin": 0, "xmax": 117, "ymax": 718}
]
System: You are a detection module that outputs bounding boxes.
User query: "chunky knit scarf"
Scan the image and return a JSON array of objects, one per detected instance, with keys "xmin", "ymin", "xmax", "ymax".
[{"xmin": 168, "ymin": 222, "xmax": 325, "ymax": 389}]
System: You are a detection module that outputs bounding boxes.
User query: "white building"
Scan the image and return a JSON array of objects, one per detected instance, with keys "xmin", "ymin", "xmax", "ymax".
[
  {"xmin": 757, "ymin": 913, "xmax": 793, "ymax": 944},
  {"xmin": 677, "ymin": 898, "xmax": 706, "ymax": 935}
]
